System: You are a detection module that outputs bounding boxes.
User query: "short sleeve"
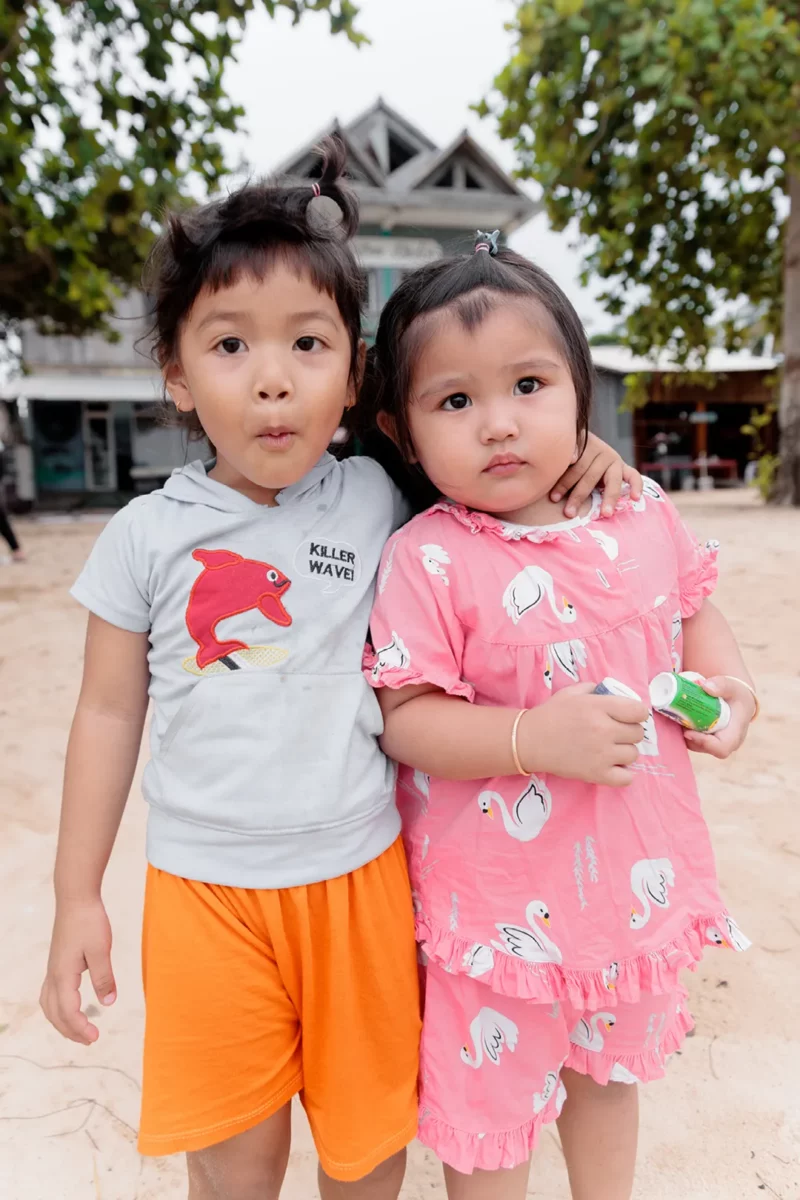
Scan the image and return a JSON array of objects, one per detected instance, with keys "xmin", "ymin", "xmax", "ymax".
[
  {"xmin": 70, "ymin": 501, "xmax": 151, "ymax": 632},
  {"xmin": 648, "ymin": 482, "xmax": 718, "ymax": 618},
  {"xmin": 365, "ymin": 526, "xmax": 474, "ymax": 701}
]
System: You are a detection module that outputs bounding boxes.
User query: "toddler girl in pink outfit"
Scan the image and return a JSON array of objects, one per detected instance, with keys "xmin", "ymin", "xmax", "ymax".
[{"xmin": 362, "ymin": 236, "xmax": 757, "ymax": 1200}]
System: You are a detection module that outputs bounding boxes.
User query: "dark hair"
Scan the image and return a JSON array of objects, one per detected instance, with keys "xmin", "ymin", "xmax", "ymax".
[
  {"xmin": 357, "ymin": 244, "xmax": 594, "ymax": 510},
  {"xmin": 143, "ymin": 135, "xmax": 366, "ymax": 444}
]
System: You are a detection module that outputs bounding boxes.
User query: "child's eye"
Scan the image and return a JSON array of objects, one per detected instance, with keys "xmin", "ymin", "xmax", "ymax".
[
  {"xmin": 295, "ymin": 336, "xmax": 323, "ymax": 352},
  {"xmin": 441, "ymin": 393, "xmax": 472, "ymax": 411},
  {"xmin": 514, "ymin": 377, "xmax": 541, "ymax": 395},
  {"xmin": 217, "ymin": 337, "xmax": 245, "ymax": 355}
]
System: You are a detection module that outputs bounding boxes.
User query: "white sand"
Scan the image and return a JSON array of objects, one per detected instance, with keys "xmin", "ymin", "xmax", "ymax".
[{"xmin": 0, "ymin": 490, "xmax": 798, "ymax": 1199}]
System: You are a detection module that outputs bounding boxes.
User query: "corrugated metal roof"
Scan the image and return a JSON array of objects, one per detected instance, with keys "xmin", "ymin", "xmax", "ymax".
[{"xmin": 591, "ymin": 346, "xmax": 780, "ymax": 375}]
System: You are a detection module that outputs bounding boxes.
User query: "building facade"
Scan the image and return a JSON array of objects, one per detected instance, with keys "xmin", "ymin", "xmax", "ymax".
[
  {"xmin": 591, "ymin": 346, "xmax": 780, "ymax": 487},
  {"xmin": 1, "ymin": 100, "xmax": 537, "ymax": 506}
]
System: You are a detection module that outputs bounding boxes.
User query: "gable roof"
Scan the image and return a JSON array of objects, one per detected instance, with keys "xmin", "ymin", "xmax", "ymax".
[
  {"xmin": 273, "ymin": 121, "xmax": 385, "ymax": 187},
  {"xmin": 272, "ymin": 100, "xmax": 538, "ymax": 233},
  {"xmin": 345, "ymin": 97, "xmax": 437, "ymax": 159},
  {"xmin": 385, "ymin": 130, "xmax": 524, "ymax": 198}
]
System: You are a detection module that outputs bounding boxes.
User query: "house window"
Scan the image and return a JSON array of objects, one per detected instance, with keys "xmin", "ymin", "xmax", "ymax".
[
  {"xmin": 435, "ymin": 167, "xmax": 454, "ymax": 188},
  {"xmin": 465, "ymin": 169, "xmax": 483, "ymax": 189},
  {"xmin": 388, "ymin": 133, "xmax": 416, "ymax": 173}
]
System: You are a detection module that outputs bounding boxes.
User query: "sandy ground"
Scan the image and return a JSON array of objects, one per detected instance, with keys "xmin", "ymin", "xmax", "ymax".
[{"xmin": 0, "ymin": 490, "xmax": 798, "ymax": 1200}]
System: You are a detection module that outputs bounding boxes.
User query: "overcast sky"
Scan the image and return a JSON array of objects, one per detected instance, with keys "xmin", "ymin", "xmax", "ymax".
[{"xmin": 222, "ymin": 0, "xmax": 613, "ymax": 333}]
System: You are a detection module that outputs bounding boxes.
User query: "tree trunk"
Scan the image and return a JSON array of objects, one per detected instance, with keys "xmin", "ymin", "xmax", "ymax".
[{"xmin": 773, "ymin": 171, "xmax": 800, "ymax": 505}]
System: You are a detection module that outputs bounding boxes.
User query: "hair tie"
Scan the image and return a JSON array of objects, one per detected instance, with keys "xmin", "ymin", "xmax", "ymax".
[
  {"xmin": 474, "ymin": 229, "xmax": 500, "ymax": 256},
  {"xmin": 311, "ymin": 182, "xmax": 321, "ymax": 198}
]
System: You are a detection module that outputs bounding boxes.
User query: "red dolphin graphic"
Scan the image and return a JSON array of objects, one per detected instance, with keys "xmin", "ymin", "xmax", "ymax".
[{"xmin": 186, "ymin": 548, "xmax": 292, "ymax": 669}]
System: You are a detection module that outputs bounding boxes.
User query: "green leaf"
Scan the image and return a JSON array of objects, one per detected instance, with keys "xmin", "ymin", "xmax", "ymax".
[{"xmin": 0, "ymin": 0, "xmax": 364, "ymax": 337}]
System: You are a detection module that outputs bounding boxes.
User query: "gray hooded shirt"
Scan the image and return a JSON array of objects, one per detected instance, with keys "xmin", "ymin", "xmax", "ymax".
[{"xmin": 71, "ymin": 454, "xmax": 408, "ymax": 888}]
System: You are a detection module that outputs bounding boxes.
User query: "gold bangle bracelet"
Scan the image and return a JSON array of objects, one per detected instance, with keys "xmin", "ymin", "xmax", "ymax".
[
  {"xmin": 722, "ymin": 676, "xmax": 760, "ymax": 722},
  {"xmin": 511, "ymin": 708, "xmax": 531, "ymax": 776}
]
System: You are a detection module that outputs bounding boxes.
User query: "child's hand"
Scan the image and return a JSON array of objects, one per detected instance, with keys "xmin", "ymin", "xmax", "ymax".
[
  {"xmin": 550, "ymin": 432, "xmax": 643, "ymax": 518},
  {"xmin": 40, "ymin": 898, "xmax": 116, "ymax": 1045},
  {"xmin": 683, "ymin": 676, "xmax": 756, "ymax": 760},
  {"xmin": 521, "ymin": 683, "xmax": 650, "ymax": 786}
]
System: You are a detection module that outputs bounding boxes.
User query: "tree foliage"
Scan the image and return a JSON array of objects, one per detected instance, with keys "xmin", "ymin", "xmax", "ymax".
[
  {"xmin": 0, "ymin": 0, "xmax": 362, "ymax": 336},
  {"xmin": 482, "ymin": 0, "xmax": 800, "ymax": 500},
  {"xmin": 483, "ymin": 0, "xmax": 798, "ymax": 356}
]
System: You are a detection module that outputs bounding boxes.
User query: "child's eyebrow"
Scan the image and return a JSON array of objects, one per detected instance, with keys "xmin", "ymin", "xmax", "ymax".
[
  {"xmin": 416, "ymin": 375, "xmax": 471, "ymax": 400},
  {"xmin": 291, "ymin": 310, "xmax": 341, "ymax": 329},
  {"xmin": 508, "ymin": 358, "xmax": 563, "ymax": 373},
  {"xmin": 195, "ymin": 309, "xmax": 250, "ymax": 333}
]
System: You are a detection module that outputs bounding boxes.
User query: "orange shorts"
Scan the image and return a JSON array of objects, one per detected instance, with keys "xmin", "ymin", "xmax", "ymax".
[{"xmin": 138, "ymin": 838, "xmax": 421, "ymax": 1181}]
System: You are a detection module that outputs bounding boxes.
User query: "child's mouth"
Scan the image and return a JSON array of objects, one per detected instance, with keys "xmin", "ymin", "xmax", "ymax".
[
  {"xmin": 257, "ymin": 429, "xmax": 295, "ymax": 450},
  {"xmin": 484, "ymin": 454, "xmax": 526, "ymax": 476}
]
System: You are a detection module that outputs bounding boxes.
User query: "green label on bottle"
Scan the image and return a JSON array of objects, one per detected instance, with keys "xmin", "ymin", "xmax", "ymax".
[{"xmin": 665, "ymin": 677, "xmax": 722, "ymax": 731}]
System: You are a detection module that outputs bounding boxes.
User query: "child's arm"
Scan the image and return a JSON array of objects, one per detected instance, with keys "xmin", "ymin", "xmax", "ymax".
[
  {"xmin": 40, "ymin": 614, "xmax": 149, "ymax": 1045},
  {"xmin": 378, "ymin": 682, "xmax": 648, "ymax": 788},
  {"xmin": 550, "ymin": 431, "xmax": 642, "ymax": 518},
  {"xmin": 680, "ymin": 599, "xmax": 756, "ymax": 759}
]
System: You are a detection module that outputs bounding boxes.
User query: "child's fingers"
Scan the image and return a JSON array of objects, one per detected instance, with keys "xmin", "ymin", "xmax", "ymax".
[
  {"xmin": 613, "ymin": 743, "xmax": 640, "ymax": 766},
  {"xmin": 622, "ymin": 463, "xmax": 643, "ymax": 500},
  {"xmin": 606, "ymin": 696, "xmax": 650, "ymax": 726},
  {"xmin": 684, "ymin": 729, "xmax": 725, "ymax": 758},
  {"xmin": 701, "ymin": 675, "xmax": 757, "ymax": 720},
  {"xmin": 549, "ymin": 452, "xmax": 602, "ymax": 508},
  {"xmin": 566, "ymin": 457, "xmax": 608, "ymax": 517},
  {"xmin": 42, "ymin": 973, "xmax": 98, "ymax": 1044},
  {"xmin": 598, "ymin": 459, "xmax": 624, "ymax": 516},
  {"xmin": 86, "ymin": 947, "xmax": 117, "ymax": 1009},
  {"xmin": 604, "ymin": 765, "xmax": 635, "ymax": 787}
]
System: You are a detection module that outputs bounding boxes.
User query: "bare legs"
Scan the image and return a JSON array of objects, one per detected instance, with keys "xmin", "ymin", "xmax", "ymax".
[
  {"xmin": 557, "ymin": 1070, "xmax": 639, "ymax": 1200},
  {"xmin": 318, "ymin": 1149, "xmax": 407, "ymax": 1200},
  {"xmin": 444, "ymin": 1159, "xmax": 531, "ymax": 1200},
  {"xmin": 441, "ymin": 1072, "xmax": 638, "ymax": 1200},
  {"xmin": 187, "ymin": 1108, "xmax": 408, "ymax": 1200},
  {"xmin": 187, "ymin": 1104, "xmax": 292, "ymax": 1200}
]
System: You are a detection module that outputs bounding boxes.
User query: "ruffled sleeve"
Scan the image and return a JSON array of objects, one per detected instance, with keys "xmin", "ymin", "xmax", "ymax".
[
  {"xmin": 365, "ymin": 524, "xmax": 474, "ymax": 701},
  {"xmin": 648, "ymin": 481, "xmax": 719, "ymax": 618}
]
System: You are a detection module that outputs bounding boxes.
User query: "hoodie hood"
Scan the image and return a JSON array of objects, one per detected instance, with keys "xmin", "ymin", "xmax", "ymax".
[{"xmin": 157, "ymin": 453, "xmax": 338, "ymax": 513}]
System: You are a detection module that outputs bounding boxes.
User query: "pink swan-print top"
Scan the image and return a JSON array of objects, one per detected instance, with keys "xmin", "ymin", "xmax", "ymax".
[{"xmin": 366, "ymin": 482, "xmax": 748, "ymax": 1010}]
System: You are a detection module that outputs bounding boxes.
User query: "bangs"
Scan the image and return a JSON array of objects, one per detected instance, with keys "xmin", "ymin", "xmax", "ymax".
[{"xmin": 198, "ymin": 237, "xmax": 366, "ymax": 312}]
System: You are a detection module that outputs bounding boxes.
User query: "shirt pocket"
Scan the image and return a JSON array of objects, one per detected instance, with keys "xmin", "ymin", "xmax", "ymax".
[{"xmin": 149, "ymin": 670, "xmax": 393, "ymax": 835}]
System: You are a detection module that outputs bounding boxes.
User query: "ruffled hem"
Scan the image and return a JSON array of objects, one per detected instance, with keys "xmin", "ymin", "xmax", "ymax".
[
  {"xmin": 362, "ymin": 650, "xmax": 476, "ymax": 702},
  {"xmin": 418, "ymin": 1098, "xmax": 562, "ymax": 1175},
  {"xmin": 418, "ymin": 1000, "xmax": 694, "ymax": 1174},
  {"xmin": 565, "ymin": 1002, "xmax": 694, "ymax": 1086},
  {"xmin": 417, "ymin": 910, "xmax": 747, "ymax": 1009},
  {"xmin": 679, "ymin": 540, "xmax": 719, "ymax": 618}
]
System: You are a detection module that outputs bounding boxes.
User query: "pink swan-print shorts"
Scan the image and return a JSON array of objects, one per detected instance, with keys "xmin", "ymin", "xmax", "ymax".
[{"xmin": 419, "ymin": 962, "xmax": 692, "ymax": 1174}]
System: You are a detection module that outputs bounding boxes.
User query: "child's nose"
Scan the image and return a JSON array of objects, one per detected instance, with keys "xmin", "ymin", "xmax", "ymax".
[
  {"xmin": 482, "ymin": 402, "xmax": 519, "ymax": 442},
  {"xmin": 254, "ymin": 355, "xmax": 293, "ymax": 401}
]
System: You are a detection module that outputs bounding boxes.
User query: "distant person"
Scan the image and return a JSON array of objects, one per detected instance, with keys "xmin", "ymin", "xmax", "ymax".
[
  {"xmin": 0, "ymin": 445, "xmax": 24, "ymax": 562},
  {"xmin": 361, "ymin": 234, "xmax": 759, "ymax": 1200},
  {"xmin": 38, "ymin": 141, "xmax": 637, "ymax": 1200}
]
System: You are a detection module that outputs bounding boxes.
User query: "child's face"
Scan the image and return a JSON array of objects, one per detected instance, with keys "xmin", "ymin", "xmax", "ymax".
[
  {"xmin": 405, "ymin": 301, "xmax": 579, "ymax": 522},
  {"xmin": 166, "ymin": 262, "xmax": 355, "ymax": 503}
]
